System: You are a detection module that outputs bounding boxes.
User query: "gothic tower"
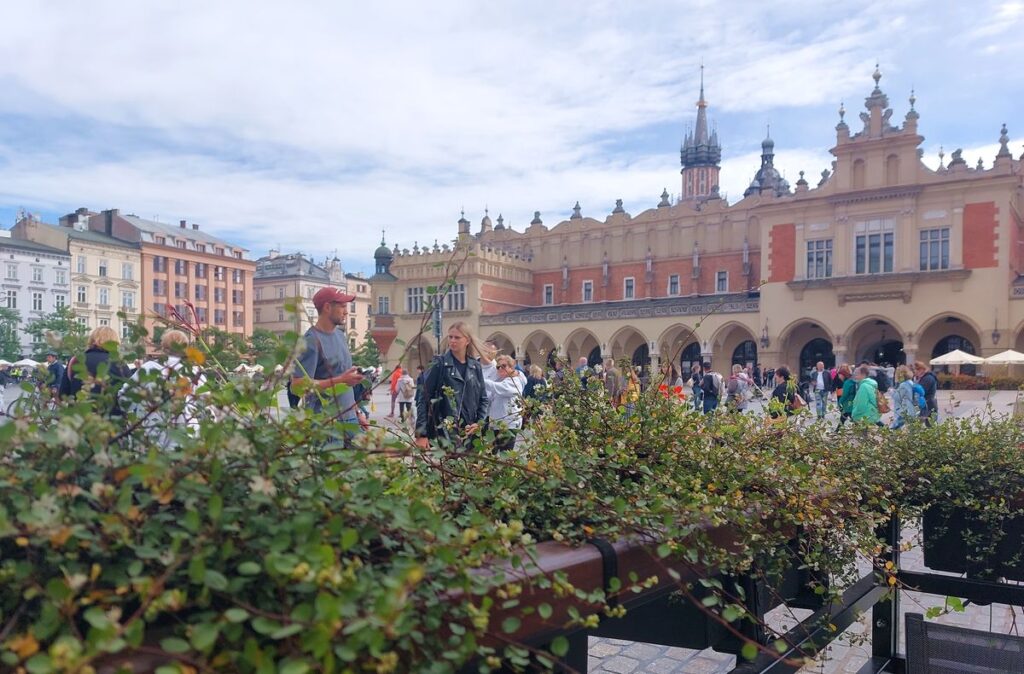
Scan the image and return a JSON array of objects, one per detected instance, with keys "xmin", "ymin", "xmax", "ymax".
[{"xmin": 680, "ymin": 66, "xmax": 722, "ymax": 201}]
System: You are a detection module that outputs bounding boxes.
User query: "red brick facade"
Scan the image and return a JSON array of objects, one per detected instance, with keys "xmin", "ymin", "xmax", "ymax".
[
  {"xmin": 963, "ymin": 202, "xmax": 999, "ymax": 269},
  {"xmin": 768, "ymin": 224, "xmax": 795, "ymax": 283},
  {"xmin": 479, "ymin": 284, "xmax": 535, "ymax": 314}
]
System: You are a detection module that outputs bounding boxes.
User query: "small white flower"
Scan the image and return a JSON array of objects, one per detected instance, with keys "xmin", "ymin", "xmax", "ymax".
[
  {"xmin": 65, "ymin": 572, "xmax": 88, "ymax": 592},
  {"xmin": 249, "ymin": 475, "xmax": 277, "ymax": 497},
  {"xmin": 56, "ymin": 423, "xmax": 80, "ymax": 448},
  {"xmin": 92, "ymin": 451, "xmax": 113, "ymax": 468},
  {"xmin": 226, "ymin": 434, "xmax": 254, "ymax": 457}
]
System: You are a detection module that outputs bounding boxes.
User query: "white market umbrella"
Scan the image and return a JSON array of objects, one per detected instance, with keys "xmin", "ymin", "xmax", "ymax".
[
  {"xmin": 984, "ymin": 349, "xmax": 1024, "ymax": 365},
  {"xmin": 12, "ymin": 358, "xmax": 40, "ymax": 368},
  {"xmin": 929, "ymin": 349, "xmax": 984, "ymax": 366}
]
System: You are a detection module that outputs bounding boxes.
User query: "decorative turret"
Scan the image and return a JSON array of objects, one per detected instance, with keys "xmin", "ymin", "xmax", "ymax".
[
  {"xmin": 997, "ymin": 123, "xmax": 1012, "ymax": 159},
  {"xmin": 570, "ymin": 202, "xmax": 582, "ymax": 220},
  {"xmin": 494, "ymin": 213, "xmax": 506, "ymax": 230},
  {"xmin": 612, "ymin": 199, "xmax": 625, "ymax": 214},
  {"xmin": 680, "ymin": 65, "xmax": 722, "ymax": 201},
  {"xmin": 743, "ymin": 128, "xmax": 790, "ymax": 198},
  {"xmin": 658, "ymin": 188, "xmax": 671, "ymax": 208},
  {"xmin": 479, "ymin": 208, "xmax": 492, "ymax": 234},
  {"xmin": 372, "ymin": 231, "xmax": 397, "ymax": 280}
]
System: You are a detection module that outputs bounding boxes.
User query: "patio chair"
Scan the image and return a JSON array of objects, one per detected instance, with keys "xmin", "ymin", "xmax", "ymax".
[{"xmin": 906, "ymin": 612, "xmax": 1024, "ymax": 673}]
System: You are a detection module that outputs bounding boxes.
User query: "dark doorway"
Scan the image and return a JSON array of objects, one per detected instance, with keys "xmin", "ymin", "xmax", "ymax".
[
  {"xmin": 799, "ymin": 338, "xmax": 835, "ymax": 378},
  {"xmin": 732, "ymin": 340, "xmax": 757, "ymax": 367},
  {"xmin": 679, "ymin": 342, "xmax": 702, "ymax": 372}
]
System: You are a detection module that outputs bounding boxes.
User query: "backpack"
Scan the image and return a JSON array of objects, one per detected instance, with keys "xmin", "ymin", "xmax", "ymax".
[
  {"xmin": 912, "ymin": 383, "xmax": 927, "ymax": 412},
  {"xmin": 874, "ymin": 369, "xmax": 890, "ymax": 393},
  {"xmin": 400, "ymin": 379, "xmax": 415, "ymax": 399}
]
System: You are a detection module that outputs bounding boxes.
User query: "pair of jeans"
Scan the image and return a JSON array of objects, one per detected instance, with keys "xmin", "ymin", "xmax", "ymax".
[
  {"xmin": 702, "ymin": 396, "xmax": 719, "ymax": 414},
  {"xmin": 814, "ymin": 389, "xmax": 828, "ymax": 418}
]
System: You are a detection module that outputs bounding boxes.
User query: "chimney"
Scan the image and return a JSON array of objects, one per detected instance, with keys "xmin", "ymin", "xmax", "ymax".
[
  {"xmin": 180, "ymin": 220, "xmax": 187, "ymax": 229},
  {"xmin": 192, "ymin": 224, "xmax": 199, "ymax": 230}
]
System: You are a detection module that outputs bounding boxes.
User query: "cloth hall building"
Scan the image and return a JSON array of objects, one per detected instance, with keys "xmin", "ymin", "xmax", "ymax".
[{"xmin": 370, "ymin": 69, "xmax": 1024, "ymax": 377}]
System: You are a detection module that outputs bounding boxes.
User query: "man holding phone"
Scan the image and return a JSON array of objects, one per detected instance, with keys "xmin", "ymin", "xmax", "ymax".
[{"xmin": 291, "ymin": 286, "xmax": 368, "ymax": 439}]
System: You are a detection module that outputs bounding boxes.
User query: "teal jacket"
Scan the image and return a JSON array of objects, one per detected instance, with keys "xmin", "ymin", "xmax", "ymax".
[
  {"xmin": 851, "ymin": 376, "xmax": 880, "ymax": 423},
  {"xmin": 838, "ymin": 377, "xmax": 857, "ymax": 413}
]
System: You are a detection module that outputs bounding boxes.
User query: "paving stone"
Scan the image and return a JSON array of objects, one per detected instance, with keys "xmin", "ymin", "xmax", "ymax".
[
  {"xmin": 590, "ymin": 641, "xmax": 623, "ymax": 658},
  {"xmin": 601, "ymin": 655, "xmax": 640, "ymax": 673},
  {"xmin": 622, "ymin": 643, "xmax": 666, "ymax": 661},
  {"xmin": 643, "ymin": 657, "xmax": 687, "ymax": 674},
  {"xmin": 682, "ymin": 655, "xmax": 734, "ymax": 673}
]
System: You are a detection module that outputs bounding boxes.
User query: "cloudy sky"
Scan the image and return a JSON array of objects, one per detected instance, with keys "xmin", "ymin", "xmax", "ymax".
[{"xmin": 0, "ymin": 1, "xmax": 1021, "ymax": 275}]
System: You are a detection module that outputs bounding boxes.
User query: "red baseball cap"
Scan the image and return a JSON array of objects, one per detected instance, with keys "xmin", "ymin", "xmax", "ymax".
[{"xmin": 313, "ymin": 286, "xmax": 356, "ymax": 312}]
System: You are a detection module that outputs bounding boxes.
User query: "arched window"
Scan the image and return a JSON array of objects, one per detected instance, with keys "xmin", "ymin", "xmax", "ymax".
[
  {"xmin": 679, "ymin": 342, "xmax": 702, "ymax": 372},
  {"xmin": 852, "ymin": 159, "xmax": 866, "ymax": 189},
  {"xmin": 885, "ymin": 154, "xmax": 900, "ymax": 186},
  {"xmin": 732, "ymin": 340, "xmax": 758, "ymax": 367}
]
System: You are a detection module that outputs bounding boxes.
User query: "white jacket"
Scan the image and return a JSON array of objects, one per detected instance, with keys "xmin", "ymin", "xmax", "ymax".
[
  {"xmin": 481, "ymin": 362, "xmax": 526, "ymax": 430},
  {"xmin": 396, "ymin": 374, "xmax": 416, "ymax": 403}
]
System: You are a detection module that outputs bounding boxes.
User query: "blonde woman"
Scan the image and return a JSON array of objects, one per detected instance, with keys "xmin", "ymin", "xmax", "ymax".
[
  {"xmin": 60, "ymin": 325, "xmax": 132, "ymax": 415},
  {"xmin": 890, "ymin": 364, "xmax": 917, "ymax": 429},
  {"xmin": 415, "ymin": 321, "xmax": 489, "ymax": 449},
  {"xmin": 481, "ymin": 353, "xmax": 527, "ymax": 452}
]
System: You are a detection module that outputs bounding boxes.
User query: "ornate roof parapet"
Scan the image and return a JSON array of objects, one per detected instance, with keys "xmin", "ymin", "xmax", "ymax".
[
  {"xmin": 658, "ymin": 189, "xmax": 671, "ymax": 208},
  {"xmin": 744, "ymin": 130, "xmax": 791, "ymax": 198}
]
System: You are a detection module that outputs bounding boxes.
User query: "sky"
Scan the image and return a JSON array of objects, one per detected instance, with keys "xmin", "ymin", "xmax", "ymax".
[{"xmin": 0, "ymin": 1, "xmax": 1021, "ymax": 276}]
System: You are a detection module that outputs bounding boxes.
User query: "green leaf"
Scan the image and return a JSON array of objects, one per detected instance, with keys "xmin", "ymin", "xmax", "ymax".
[
  {"xmin": 656, "ymin": 543, "xmax": 671, "ymax": 558},
  {"xmin": 721, "ymin": 605, "xmax": 743, "ymax": 623},
  {"xmin": 224, "ymin": 608, "xmax": 250, "ymax": 623},
  {"xmin": 501, "ymin": 617, "xmax": 521, "ymax": 634},
  {"xmin": 550, "ymin": 635, "xmax": 569, "ymax": 658},
  {"xmin": 538, "ymin": 603, "xmax": 553, "ymax": 620},
  {"xmin": 204, "ymin": 569, "xmax": 229, "ymax": 591},
  {"xmin": 191, "ymin": 623, "xmax": 220, "ymax": 651},
  {"xmin": 237, "ymin": 561, "xmax": 261, "ymax": 576},
  {"xmin": 208, "ymin": 494, "xmax": 223, "ymax": 521},
  {"xmin": 741, "ymin": 642, "xmax": 758, "ymax": 661},
  {"xmin": 270, "ymin": 624, "xmax": 304, "ymax": 640},
  {"xmin": 279, "ymin": 660, "xmax": 310, "ymax": 674},
  {"xmin": 251, "ymin": 617, "xmax": 281, "ymax": 635},
  {"xmin": 25, "ymin": 654, "xmax": 53, "ymax": 674},
  {"xmin": 340, "ymin": 528, "xmax": 359, "ymax": 551},
  {"xmin": 160, "ymin": 637, "xmax": 191, "ymax": 654}
]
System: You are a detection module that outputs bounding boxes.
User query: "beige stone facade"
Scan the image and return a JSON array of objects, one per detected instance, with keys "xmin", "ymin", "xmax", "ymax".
[
  {"xmin": 371, "ymin": 70, "xmax": 1024, "ymax": 379},
  {"xmin": 12, "ymin": 215, "xmax": 142, "ymax": 339},
  {"xmin": 252, "ymin": 253, "xmax": 372, "ymax": 345}
]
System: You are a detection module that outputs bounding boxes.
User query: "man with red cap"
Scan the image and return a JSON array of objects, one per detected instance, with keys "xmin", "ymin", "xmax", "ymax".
[{"xmin": 291, "ymin": 286, "xmax": 367, "ymax": 440}]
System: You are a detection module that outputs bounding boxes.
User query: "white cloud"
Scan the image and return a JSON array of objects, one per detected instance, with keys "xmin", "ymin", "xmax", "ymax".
[{"xmin": 0, "ymin": 1, "xmax": 1018, "ymax": 273}]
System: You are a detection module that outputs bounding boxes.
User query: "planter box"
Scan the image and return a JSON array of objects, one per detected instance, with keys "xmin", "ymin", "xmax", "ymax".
[{"xmin": 922, "ymin": 505, "xmax": 1024, "ymax": 581}]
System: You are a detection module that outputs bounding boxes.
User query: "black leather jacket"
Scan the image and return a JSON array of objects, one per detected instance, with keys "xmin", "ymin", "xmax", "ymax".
[{"xmin": 415, "ymin": 351, "xmax": 489, "ymax": 440}]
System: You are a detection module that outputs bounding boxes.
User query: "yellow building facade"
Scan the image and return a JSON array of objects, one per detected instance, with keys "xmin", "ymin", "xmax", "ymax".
[{"xmin": 371, "ymin": 70, "xmax": 1024, "ymax": 378}]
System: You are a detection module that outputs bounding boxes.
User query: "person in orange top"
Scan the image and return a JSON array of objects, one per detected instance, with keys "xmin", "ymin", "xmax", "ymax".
[{"xmin": 388, "ymin": 364, "xmax": 402, "ymax": 417}]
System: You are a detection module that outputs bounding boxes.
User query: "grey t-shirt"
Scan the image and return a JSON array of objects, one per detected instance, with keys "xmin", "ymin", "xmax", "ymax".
[{"xmin": 293, "ymin": 327, "xmax": 356, "ymax": 421}]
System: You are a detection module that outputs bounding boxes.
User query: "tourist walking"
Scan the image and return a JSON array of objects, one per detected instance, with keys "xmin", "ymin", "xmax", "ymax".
[
  {"xmin": 890, "ymin": 365, "xmax": 918, "ymax": 429},
  {"xmin": 769, "ymin": 365, "xmax": 798, "ymax": 418},
  {"xmin": 726, "ymin": 364, "xmax": 750, "ymax": 413},
  {"xmin": 388, "ymin": 365, "xmax": 402, "ymax": 417},
  {"xmin": 481, "ymin": 353, "xmax": 527, "ymax": 452},
  {"xmin": 699, "ymin": 362, "xmax": 723, "ymax": 414},
  {"xmin": 835, "ymin": 365, "xmax": 856, "ymax": 430},
  {"xmin": 60, "ymin": 326, "xmax": 132, "ymax": 416},
  {"xmin": 850, "ymin": 365, "xmax": 882, "ymax": 426},
  {"xmin": 810, "ymin": 361, "xmax": 833, "ymax": 419},
  {"xmin": 396, "ymin": 368, "xmax": 416, "ymax": 423},
  {"xmin": 913, "ymin": 360, "xmax": 939, "ymax": 426},
  {"xmin": 415, "ymin": 321, "xmax": 489, "ymax": 449}
]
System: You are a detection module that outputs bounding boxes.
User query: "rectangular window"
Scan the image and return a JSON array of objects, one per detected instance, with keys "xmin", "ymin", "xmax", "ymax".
[
  {"xmin": 153, "ymin": 256, "xmax": 166, "ymax": 273},
  {"xmin": 216, "ymin": 247, "xmax": 224, "ymax": 256},
  {"xmin": 55, "ymin": 269, "xmax": 66, "ymax": 285},
  {"xmin": 98, "ymin": 287, "xmax": 109, "ymax": 306},
  {"xmin": 446, "ymin": 283, "xmax": 466, "ymax": 311},
  {"xmin": 98, "ymin": 318, "xmax": 109, "ymax": 327},
  {"xmin": 214, "ymin": 266, "xmax": 224, "ymax": 281},
  {"xmin": 716, "ymin": 271, "xmax": 728, "ymax": 293},
  {"xmin": 77, "ymin": 256, "xmax": 86, "ymax": 274},
  {"xmin": 122, "ymin": 291, "xmax": 135, "ymax": 309},
  {"xmin": 153, "ymin": 279, "xmax": 166, "ymax": 296},
  {"xmin": 195, "ymin": 263, "xmax": 207, "ymax": 279},
  {"xmin": 122, "ymin": 324, "xmax": 130, "ymax": 339},
  {"xmin": 232, "ymin": 269, "xmax": 243, "ymax": 283},
  {"xmin": 377, "ymin": 296, "xmax": 390, "ymax": 315},
  {"xmin": 6, "ymin": 290, "xmax": 16, "ymax": 309},
  {"xmin": 174, "ymin": 282, "xmax": 186, "ymax": 298},
  {"xmin": 233, "ymin": 311, "xmax": 243, "ymax": 326},
  {"xmin": 277, "ymin": 286, "xmax": 285, "ymax": 299},
  {"xmin": 806, "ymin": 239, "xmax": 834, "ymax": 279},
  {"xmin": 176, "ymin": 240, "xmax": 187, "ymax": 249},
  {"xmin": 668, "ymin": 274, "xmax": 680, "ymax": 296},
  {"xmin": 98, "ymin": 260, "xmax": 108, "ymax": 277},
  {"xmin": 195, "ymin": 307, "xmax": 207, "ymax": 323},
  {"xmin": 55, "ymin": 294, "xmax": 66, "ymax": 309},
  {"xmin": 254, "ymin": 287, "xmax": 262, "ymax": 301},
  {"xmin": 153, "ymin": 303, "xmax": 166, "ymax": 317},
  {"xmin": 32, "ymin": 292, "xmax": 43, "ymax": 311},
  {"xmin": 32, "ymin": 267, "xmax": 43, "ymax": 283},
  {"xmin": 854, "ymin": 218, "xmax": 895, "ymax": 275},
  {"xmin": 543, "ymin": 284, "xmax": 554, "ymax": 305},
  {"xmin": 77, "ymin": 285, "xmax": 87, "ymax": 303},
  {"xmin": 582, "ymin": 280, "xmax": 593, "ymax": 303},
  {"xmin": 5, "ymin": 263, "xmax": 17, "ymax": 280},
  {"xmin": 214, "ymin": 309, "xmax": 225, "ymax": 325},
  {"xmin": 232, "ymin": 289, "xmax": 243, "ymax": 304},
  {"xmin": 234, "ymin": 251, "xmax": 242, "ymax": 259},
  {"xmin": 277, "ymin": 309, "xmax": 284, "ymax": 322},
  {"xmin": 174, "ymin": 259, "xmax": 188, "ymax": 275},
  {"xmin": 196, "ymin": 244, "xmax": 206, "ymax": 253},
  {"xmin": 195, "ymin": 285, "xmax": 207, "ymax": 301},
  {"xmin": 77, "ymin": 317, "xmax": 87, "ymax": 329},
  {"xmin": 623, "ymin": 277, "xmax": 635, "ymax": 300},
  {"xmin": 406, "ymin": 287, "xmax": 425, "ymax": 313},
  {"xmin": 919, "ymin": 227, "xmax": 950, "ymax": 271},
  {"xmin": 349, "ymin": 301, "xmax": 356, "ymax": 314},
  {"xmin": 350, "ymin": 317, "xmax": 356, "ymax": 330},
  {"xmin": 122, "ymin": 262, "xmax": 133, "ymax": 280},
  {"xmin": 214, "ymin": 287, "xmax": 225, "ymax": 303},
  {"xmin": 255, "ymin": 308, "xmax": 261, "ymax": 322},
  {"xmin": 155, "ymin": 236, "xmax": 165, "ymax": 246}
]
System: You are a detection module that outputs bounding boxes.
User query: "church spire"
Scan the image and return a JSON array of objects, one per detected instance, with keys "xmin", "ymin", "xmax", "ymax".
[
  {"xmin": 680, "ymin": 63, "xmax": 722, "ymax": 202},
  {"xmin": 694, "ymin": 63, "xmax": 709, "ymax": 145}
]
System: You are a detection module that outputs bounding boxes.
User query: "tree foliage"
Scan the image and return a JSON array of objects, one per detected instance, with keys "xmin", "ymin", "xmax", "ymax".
[
  {"xmin": 351, "ymin": 330, "xmax": 381, "ymax": 368},
  {"xmin": 25, "ymin": 305, "xmax": 87, "ymax": 359},
  {"xmin": 0, "ymin": 307, "xmax": 20, "ymax": 360}
]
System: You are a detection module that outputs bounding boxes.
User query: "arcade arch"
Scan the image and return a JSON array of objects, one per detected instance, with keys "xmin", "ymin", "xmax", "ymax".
[{"xmin": 846, "ymin": 316, "xmax": 907, "ymax": 367}]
